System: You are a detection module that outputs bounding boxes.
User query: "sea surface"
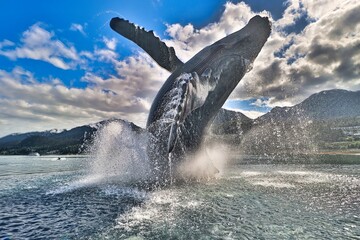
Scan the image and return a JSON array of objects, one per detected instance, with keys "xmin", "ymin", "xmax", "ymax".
[{"xmin": 0, "ymin": 155, "xmax": 359, "ymax": 239}]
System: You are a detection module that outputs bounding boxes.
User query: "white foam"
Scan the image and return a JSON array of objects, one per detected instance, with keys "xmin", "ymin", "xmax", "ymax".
[
  {"xmin": 252, "ymin": 180, "xmax": 295, "ymax": 188},
  {"xmin": 240, "ymin": 171, "xmax": 263, "ymax": 177},
  {"xmin": 102, "ymin": 185, "xmax": 147, "ymax": 200},
  {"xmin": 276, "ymin": 170, "xmax": 313, "ymax": 176},
  {"xmin": 115, "ymin": 190, "xmax": 179, "ymax": 231},
  {"xmin": 232, "ymin": 167, "xmax": 360, "ymax": 189},
  {"xmin": 46, "ymin": 174, "xmax": 104, "ymax": 195}
]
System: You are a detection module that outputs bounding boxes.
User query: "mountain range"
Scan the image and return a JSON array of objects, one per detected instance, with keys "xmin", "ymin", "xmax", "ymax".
[
  {"xmin": 0, "ymin": 119, "xmax": 143, "ymax": 155},
  {"xmin": 238, "ymin": 89, "xmax": 360, "ymax": 156},
  {"xmin": 0, "ymin": 89, "xmax": 359, "ymax": 155},
  {"xmin": 256, "ymin": 89, "xmax": 360, "ymax": 122}
]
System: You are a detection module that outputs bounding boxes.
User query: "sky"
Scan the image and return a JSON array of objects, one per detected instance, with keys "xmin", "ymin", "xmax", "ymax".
[{"xmin": 0, "ymin": 0, "xmax": 359, "ymax": 137}]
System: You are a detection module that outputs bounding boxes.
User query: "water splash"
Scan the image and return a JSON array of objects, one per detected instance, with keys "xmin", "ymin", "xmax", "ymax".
[
  {"xmin": 71, "ymin": 118, "xmax": 232, "ymax": 188},
  {"xmin": 238, "ymin": 108, "xmax": 319, "ymax": 161},
  {"xmin": 177, "ymin": 143, "xmax": 230, "ymax": 180},
  {"xmin": 85, "ymin": 121, "xmax": 151, "ymax": 184}
]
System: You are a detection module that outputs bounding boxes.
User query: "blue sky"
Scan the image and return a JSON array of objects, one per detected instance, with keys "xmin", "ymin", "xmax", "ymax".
[
  {"xmin": 0, "ymin": 0, "xmax": 359, "ymax": 136},
  {"xmin": 0, "ymin": 0, "xmax": 285, "ymax": 88}
]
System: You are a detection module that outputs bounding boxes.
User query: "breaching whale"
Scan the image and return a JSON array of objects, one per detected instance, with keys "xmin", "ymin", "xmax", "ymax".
[{"xmin": 110, "ymin": 15, "xmax": 271, "ymax": 185}]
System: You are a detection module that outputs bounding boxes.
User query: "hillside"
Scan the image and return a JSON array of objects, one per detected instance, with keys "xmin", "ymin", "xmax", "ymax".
[
  {"xmin": 0, "ymin": 119, "xmax": 143, "ymax": 155},
  {"xmin": 240, "ymin": 89, "xmax": 360, "ymax": 156},
  {"xmin": 206, "ymin": 108, "xmax": 253, "ymax": 145},
  {"xmin": 256, "ymin": 89, "xmax": 360, "ymax": 123}
]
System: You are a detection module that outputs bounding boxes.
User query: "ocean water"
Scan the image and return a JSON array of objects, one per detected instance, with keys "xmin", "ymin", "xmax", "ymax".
[{"xmin": 0, "ymin": 155, "xmax": 359, "ymax": 239}]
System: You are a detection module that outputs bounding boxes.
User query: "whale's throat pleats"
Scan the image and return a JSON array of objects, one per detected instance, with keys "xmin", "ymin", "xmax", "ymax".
[{"xmin": 162, "ymin": 71, "xmax": 213, "ymax": 153}]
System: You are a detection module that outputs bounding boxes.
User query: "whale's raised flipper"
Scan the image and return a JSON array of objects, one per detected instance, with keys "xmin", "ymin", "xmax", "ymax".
[{"xmin": 110, "ymin": 17, "xmax": 184, "ymax": 72}]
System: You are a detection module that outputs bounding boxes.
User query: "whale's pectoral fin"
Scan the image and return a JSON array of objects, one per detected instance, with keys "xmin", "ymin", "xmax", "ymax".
[{"xmin": 110, "ymin": 17, "xmax": 184, "ymax": 72}]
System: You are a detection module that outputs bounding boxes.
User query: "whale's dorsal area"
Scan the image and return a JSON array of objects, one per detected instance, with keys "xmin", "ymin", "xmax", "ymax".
[{"xmin": 110, "ymin": 17, "xmax": 184, "ymax": 72}]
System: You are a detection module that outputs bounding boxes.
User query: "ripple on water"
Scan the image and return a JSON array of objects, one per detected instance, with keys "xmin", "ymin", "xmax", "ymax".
[
  {"xmin": 0, "ymin": 173, "xmax": 147, "ymax": 239},
  {"xmin": 92, "ymin": 165, "xmax": 360, "ymax": 239}
]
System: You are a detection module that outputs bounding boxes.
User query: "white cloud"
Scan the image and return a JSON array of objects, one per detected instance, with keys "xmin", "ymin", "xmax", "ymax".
[
  {"xmin": 230, "ymin": 0, "xmax": 360, "ymax": 107},
  {"xmin": 251, "ymin": 98, "xmax": 269, "ymax": 108},
  {"xmin": 80, "ymin": 51, "xmax": 93, "ymax": 59},
  {"xmin": 81, "ymin": 51, "xmax": 169, "ymax": 114},
  {"xmin": 103, "ymin": 37, "xmax": 117, "ymax": 50},
  {"xmin": 0, "ymin": 39, "xmax": 15, "ymax": 48},
  {"xmin": 164, "ymin": 2, "xmax": 269, "ymax": 62},
  {"xmin": 0, "ymin": 23, "xmax": 79, "ymax": 70},
  {"xmin": 302, "ymin": 0, "xmax": 353, "ymax": 20},
  {"xmin": 94, "ymin": 48, "xmax": 118, "ymax": 63},
  {"xmin": 70, "ymin": 23, "xmax": 86, "ymax": 35},
  {"xmin": 0, "ymin": 50, "xmax": 169, "ymax": 136},
  {"xmin": 222, "ymin": 106, "xmax": 266, "ymax": 119},
  {"xmin": 275, "ymin": 0, "xmax": 307, "ymax": 28}
]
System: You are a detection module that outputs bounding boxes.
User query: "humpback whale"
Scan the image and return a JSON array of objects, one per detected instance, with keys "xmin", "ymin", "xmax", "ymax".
[{"xmin": 110, "ymin": 15, "xmax": 271, "ymax": 185}]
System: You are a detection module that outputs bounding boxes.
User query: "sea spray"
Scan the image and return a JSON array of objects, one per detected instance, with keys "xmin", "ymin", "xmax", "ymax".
[
  {"xmin": 177, "ymin": 143, "xmax": 230, "ymax": 180},
  {"xmin": 87, "ymin": 121, "xmax": 233, "ymax": 185},
  {"xmin": 47, "ymin": 120, "xmax": 152, "ymax": 194},
  {"xmin": 80, "ymin": 120, "xmax": 232, "ymax": 188},
  {"xmin": 86, "ymin": 120, "xmax": 151, "ymax": 184}
]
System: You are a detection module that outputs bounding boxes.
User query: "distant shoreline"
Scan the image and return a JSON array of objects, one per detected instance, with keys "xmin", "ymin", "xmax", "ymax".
[
  {"xmin": 1, "ymin": 151, "xmax": 360, "ymax": 157},
  {"xmin": 316, "ymin": 151, "xmax": 360, "ymax": 156}
]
